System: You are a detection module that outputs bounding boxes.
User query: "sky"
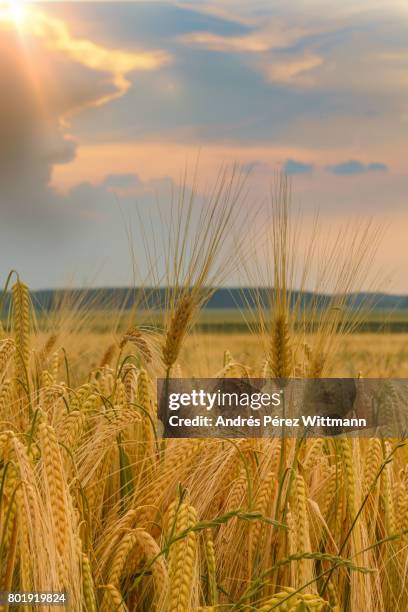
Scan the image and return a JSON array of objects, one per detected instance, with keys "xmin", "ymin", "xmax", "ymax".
[{"xmin": 0, "ymin": 0, "xmax": 407, "ymax": 291}]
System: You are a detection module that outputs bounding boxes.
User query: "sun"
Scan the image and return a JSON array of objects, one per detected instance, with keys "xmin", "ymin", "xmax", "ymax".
[
  {"xmin": 10, "ymin": 0, "xmax": 27, "ymax": 23},
  {"xmin": 0, "ymin": 0, "xmax": 29, "ymax": 28}
]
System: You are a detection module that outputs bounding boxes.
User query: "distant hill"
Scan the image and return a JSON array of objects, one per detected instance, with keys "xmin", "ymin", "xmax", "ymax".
[{"xmin": 11, "ymin": 287, "xmax": 408, "ymax": 312}]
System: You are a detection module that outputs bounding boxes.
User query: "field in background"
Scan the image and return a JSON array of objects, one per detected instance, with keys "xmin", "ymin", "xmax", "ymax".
[
  {"xmin": 24, "ymin": 304, "xmax": 408, "ymax": 384},
  {"xmin": 17, "ymin": 306, "xmax": 408, "ymax": 334},
  {"xmin": 31, "ymin": 327, "xmax": 408, "ymax": 385}
]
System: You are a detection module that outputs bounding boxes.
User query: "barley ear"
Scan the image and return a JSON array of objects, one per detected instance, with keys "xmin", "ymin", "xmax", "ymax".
[
  {"xmin": 270, "ymin": 313, "xmax": 292, "ymax": 379},
  {"xmin": 162, "ymin": 295, "xmax": 194, "ymax": 370},
  {"xmin": 12, "ymin": 280, "xmax": 31, "ymax": 385}
]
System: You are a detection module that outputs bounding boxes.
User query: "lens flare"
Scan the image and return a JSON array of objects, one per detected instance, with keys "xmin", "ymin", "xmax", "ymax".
[{"xmin": 0, "ymin": 0, "xmax": 28, "ymax": 28}]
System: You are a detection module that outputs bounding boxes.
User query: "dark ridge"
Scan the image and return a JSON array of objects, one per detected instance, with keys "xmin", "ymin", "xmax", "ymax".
[{"xmin": 2, "ymin": 287, "xmax": 408, "ymax": 312}]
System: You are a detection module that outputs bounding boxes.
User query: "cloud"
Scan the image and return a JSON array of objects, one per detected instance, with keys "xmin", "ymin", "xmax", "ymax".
[
  {"xmin": 178, "ymin": 21, "xmax": 317, "ymax": 55},
  {"xmin": 102, "ymin": 173, "xmax": 175, "ymax": 197},
  {"xmin": 36, "ymin": 2, "xmax": 408, "ymax": 150},
  {"xmin": 180, "ymin": 31, "xmax": 280, "ymax": 53},
  {"xmin": 179, "ymin": 27, "xmax": 324, "ymax": 87},
  {"xmin": 103, "ymin": 174, "xmax": 142, "ymax": 190},
  {"xmin": 0, "ymin": 169, "xmax": 182, "ymax": 288},
  {"xmin": 62, "ymin": 173, "xmax": 176, "ymax": 223},
  {"xmin": 283, "ymin": 159, "xmax": 314, "ymax": 175},
  {"xmin": 263, "ymin": 52, "xmax": 323, "ymax": 86},
  {"xmin": 329, "ymin": 160, "xmax": 388, "ymax": 175},
  {"xmin": 177, "ymin": 1, "xmax": 408, "ymax": 104},
  {"xmin": 367, "ymin": 162, "xmax": 388, "ymax": 172},
  {"xmin": 29, "ymin": 7, "xmax": 171, "ymax": 111},
  {"xmin": 0, "ymin": 6, "xmax": 170, "ymax": 227}
]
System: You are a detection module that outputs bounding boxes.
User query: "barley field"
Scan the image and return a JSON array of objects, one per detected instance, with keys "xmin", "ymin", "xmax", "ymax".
[{"xmin": 1, "ymin": 177, "xmax": 408, "ymax": 612}]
